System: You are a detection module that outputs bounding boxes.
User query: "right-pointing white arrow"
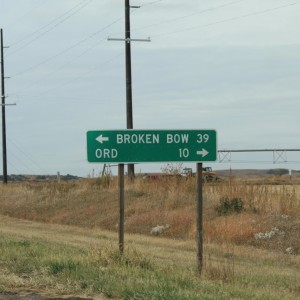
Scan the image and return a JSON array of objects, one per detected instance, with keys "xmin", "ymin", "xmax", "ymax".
[{"xmin": 197, "ymin": 148, "xmax": 209, "ymax": 157}]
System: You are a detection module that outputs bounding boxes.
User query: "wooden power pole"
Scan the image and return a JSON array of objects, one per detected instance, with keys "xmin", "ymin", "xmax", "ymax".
[
  {"xmin": 125, "ymin": 0, "xmax": 134, "ymax": 179},
  {"xmin": 1, "ymin": 28, "xmax": 8, "ymax": 184},
  {"xmin": 108, "ymin": 1, "xmax": 150, "ymax": 180}
]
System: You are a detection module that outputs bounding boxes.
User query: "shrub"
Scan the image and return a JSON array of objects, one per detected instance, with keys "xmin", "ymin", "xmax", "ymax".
[
  {"xmin": 266, "ymin": 169, "xmax": 289, "ymax": 176},
  {"xmin": 98, "ymin": 174, "xmax": 112, "ymax": 188},
  {"xmin": 215, "ymin": 197, "xmax": 244, "ymax": 215},
  {"xmin": 48, "ymin": 259, "xmax": 79, "ymax": 275}
]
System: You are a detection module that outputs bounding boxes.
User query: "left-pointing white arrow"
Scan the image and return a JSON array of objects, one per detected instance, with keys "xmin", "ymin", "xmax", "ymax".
[
  {"xmin": 196, "ymin": 148, "xmax": 209, "ymax": 157},
  {"xmin": 96, "ymin": 134, "xmax": 109, "ymax": 144}
]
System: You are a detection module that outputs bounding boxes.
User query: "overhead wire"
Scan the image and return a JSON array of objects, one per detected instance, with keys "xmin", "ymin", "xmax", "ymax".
[
  {"xmin": 12, "ymin": 14, "xmax": 124, "ymax": 94},
  {"xmin": 10, "ymin": 1, "xmax": 245, "ymax": 86},
  {"xmin": 8, "ymin": 0, "xmax": 298, "ymax": 79},
  {"xmin": 11, "ymin": 0, "xmax": 162, "ymax": 97},
  {"xmin": 6, "ymin": 0, "xmax": 50, "ymax": 29},
  {"xmin": 0, "ymin": 140, "xmax": 46, "ymax": 174},
  {"xmin": 9, "ymin": 3, "xmax": 298, "ymax": 90},
  {"xmin": 133, "ymin": 0, "xmax": 246, "ymax": 33},
  {"xmin": 1, "ymin": 1, "xmax": 173, "ymax": 83},
  {"xmin": 7, "ymin": 137, "xmax": 49, "ymax": 174},
  {"xmin": 8, "ymin": 0, "xmax": 90, "ymax": 47},
  {"xmin": 5, "ymin": 148, "xmax": 37, "ymax": 174},
  {"xmin": 22, "ymin": 52, "xmax": 123, "ymax": 99},
  {"xmin": 11, "ymin": 14, "xmax": 123, "ymax": 78},
  {"xmin": 152, "ymin": 2, "xmax": 299, "ymax": 38},
  {"xmin": 2, "ymin": 1, "xmax": 299, "ymax": 175},
  {"xmin": 19, "ymin": 94, "xmax": 112, "ymax": 104},
  {"xmin": 139, "ymin": 0, "xmax": 164, "ymax": 8},
  {"xmin": 15, "ymin": 0, "xmax": 297, "ymax": 100},
  {"xmin": 14, "ymin": 37, "xmax": 107, "ymax": 94},
  {"xmin": 0, "ymin": 143, "xmax": 23, "ymax": 175},
  {"xmin": 6, "ymin": 160, "xmax": 22, "ymax": 175},
  {"xmin": 7, "ymin": 0, "xmax": 94, "ymax": 56}
]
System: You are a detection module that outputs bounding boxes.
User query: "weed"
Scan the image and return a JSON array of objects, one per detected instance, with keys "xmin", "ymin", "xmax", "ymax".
[
  {"xmin": 0, "ymin": 179, "xmax": 299, "ymax": 249},
  {"xmin": 161, "ymin": 163, "xmax": 183, "ymax": 175},
  {"xmin": 215, "ymin": 197, "xmax": 244, "ymax": 215},
  {"xmin": 95, "ymin": 174, "xmax": 112, "ymax": 188},
  {"xmin": 204, "ymin": 254, "xmax": 235, "ymax": 283},
  {"xmin": 48, "ymin": 259, "xmax": 79, "ymax": 275},
  {"xmin": 90, "ymin": 245, "xmax": 154, "ymax": 270},
  {"xmin": 18, "ymin": 240, "xmax": 31, "ymax": 247},
  {"xmin": 98, "ymin": 234, "xmax": 109, "ymax": 240}
]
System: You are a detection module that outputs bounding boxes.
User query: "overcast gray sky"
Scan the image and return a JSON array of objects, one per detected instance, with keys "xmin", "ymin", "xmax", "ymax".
[{"xmin": 1, "ymin": 0, "xmax": 300, "ymax": 176}]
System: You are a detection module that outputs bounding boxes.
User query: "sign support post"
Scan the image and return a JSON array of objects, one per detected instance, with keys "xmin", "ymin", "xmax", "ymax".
[
  {"xmin": 196, "ymin": 162, "xmax": 203, "ymax": 274},
  {"xmin": 118, "ymin": 164, "xmax": 125, "ymax": 254}
]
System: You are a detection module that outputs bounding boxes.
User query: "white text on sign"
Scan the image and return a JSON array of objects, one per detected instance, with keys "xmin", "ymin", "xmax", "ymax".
[
  {"xmin": 117, "ymin": 134, "xmax": 159, "ymax": 144},
  {"xmin": 115, "ymin": 133, "xmax": 209, "ymax": 144}
]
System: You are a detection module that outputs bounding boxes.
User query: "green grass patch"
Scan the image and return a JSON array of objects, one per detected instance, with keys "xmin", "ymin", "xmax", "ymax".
[{"xmin": 1, "ymin": 233, "xmax": 299, "ymax": 299}]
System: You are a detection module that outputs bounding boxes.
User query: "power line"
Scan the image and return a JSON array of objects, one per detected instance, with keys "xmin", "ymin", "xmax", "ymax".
[
  {"xmin": 17, "ymin": 0, "xmax": 288, "ymax": 99},
  {"xmin": 133, "ymin": 0, "xmax": 246, "ymax": 33},
  {"xmin": 11, "ymin": 36, "xmax": 105, "ymax": 78},
  {"xmin": 7, "ymin": 137, "xmax": 49, "ymax": 174},
  {"xmin": 6, "ymin": 0, "xmax": 50, "ymax": 29},
  {"xmin": 21, "ymin": 52, "xmax": 123, "ymax": 99},
  {"xmin": 0, "ymin": 138, "xmax": 50, "ymax": 175},
  {"xmin": 0, "ymin": 137, "xmax": 48, "ymax": 175},
  {"xmin": 17, "ymin": 94, "xmax": 112, "ymax": 104},
  {"xmin": 11, "ymin": 15, "xmax": 123, "ymax": 79},
  {"xmin": 14, "ymin": 38, "xmax": 106, "ymax": 94},
  {"xmin": 4, "ymin": 147, "xmax": 37, "ymax": 174},
  {"xmin": 153, "ymin": 2, "xmax": 299, "ymax": 38},
  {"xmin": 9, "ymin": 0, "xmax": 90, "ymax": 47},
  {"xmin": 7, "ymin": 0, "xmax": 94, "ymax": 56},
  {"xmin": 6, "ymin": 160, "xmax": 22, "ymax": 175},
  {"xmin": 140, "ymin": 0, "xmax": 163, "ymax": 8},
  {"xmin": 11, "ymin": 0, "xmax": 267, "ymax": 84}
]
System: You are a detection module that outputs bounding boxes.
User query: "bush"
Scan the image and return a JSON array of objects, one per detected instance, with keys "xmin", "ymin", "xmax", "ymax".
[
  {"xmin": 266, "ymin": 169, "xmax": 289, "ymax": 176},
  {"xmin": 215, "ymin": 197, "xmax": 244, "ymax": 215}
]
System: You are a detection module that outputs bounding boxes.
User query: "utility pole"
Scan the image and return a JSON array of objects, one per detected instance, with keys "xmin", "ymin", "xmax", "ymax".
[
  {"xmin": 125, "ymin": 0, "xmax": 134, "ymax": 179},
  {"xmin": 1, "ymin": 29, "xmax": 8, "ymax": 184},
  {"xmin": 0, "ymin": 29, "xmax": 14, "ymax": 184},
  {"xmin": 108, "ymin": 1, "xmax": 150, "ymax": 180}
]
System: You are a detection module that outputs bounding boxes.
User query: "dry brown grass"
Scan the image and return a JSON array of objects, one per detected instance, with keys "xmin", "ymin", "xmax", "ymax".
[{"xmin": 0, "ymin": 176, "xmax": 299, "ymax": 254}]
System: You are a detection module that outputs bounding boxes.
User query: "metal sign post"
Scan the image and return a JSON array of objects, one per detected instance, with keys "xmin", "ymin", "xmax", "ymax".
[
  {"xmin": 197, "ymin": 163, "xmax": 203, "ymax": 274},
  {"xmin": 118, "ymin": 164, "xmax": 125, "ymax": 254}
]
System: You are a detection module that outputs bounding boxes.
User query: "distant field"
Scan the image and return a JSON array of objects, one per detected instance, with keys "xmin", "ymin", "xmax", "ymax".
[
  {"xmin": 0, "ymin": 176, "xmax": 300, "ymax": 299},
  {"xmin": 215, "ymin": 168, "xmax": 300, "ymax": 179}
]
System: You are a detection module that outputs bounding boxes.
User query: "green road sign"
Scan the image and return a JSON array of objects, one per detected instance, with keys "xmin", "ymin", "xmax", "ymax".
[{"xmin": 87, "ymin": 129, "xmax": 217, "ymax": 163}]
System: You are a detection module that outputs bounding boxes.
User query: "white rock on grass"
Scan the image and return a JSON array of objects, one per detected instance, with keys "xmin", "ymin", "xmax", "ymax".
[
  {"xmin": 151, "ymin": 224, "xmax": 170, "ymax": 235},
  {"xmin": 254, "ymin": 227, "xmax": 285, "ymax": 240}
]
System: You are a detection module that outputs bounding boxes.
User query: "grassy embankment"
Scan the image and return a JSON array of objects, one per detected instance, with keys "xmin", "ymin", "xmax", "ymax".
[{"xmin": 0, "ymin": 176, "xmax": 300, "ymax": 299}]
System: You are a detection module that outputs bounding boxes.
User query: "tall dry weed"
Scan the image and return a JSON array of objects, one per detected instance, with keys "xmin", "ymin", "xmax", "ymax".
[
  {"xmin": 0, "ymin": 177, "xmax": 299, "ymax": 248},
  {"xmin": 205, "ymin": 182, "xmax": 300, "ymax": 216},
  {"xmin": 203, "ymin": 254, "xmax": 235, "ymax": 283}
]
